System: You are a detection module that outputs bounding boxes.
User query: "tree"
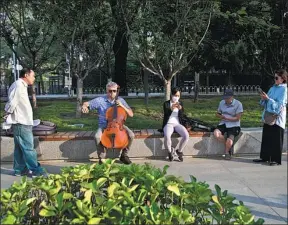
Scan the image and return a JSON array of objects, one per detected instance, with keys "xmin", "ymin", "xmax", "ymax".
[
  {"xmin": 1, "ymin": 0, "xmax": 61, "ymax": 107},
  {"xmin": 189, "ymin": 0, "xmax": 278, "ymax": 92},
  {"xmin": 49, "ymin": 0, "xmax": 115, "ymax": 117},
  {"xmin": 109, "ymin": 0, "xmax": 143, "ymax": 95},
  {"xmin": 126, "ymin": 0, "xmax": 215, "ymax": 100},
  {"xmin": 245, "ymin": 0, "xmax": 288, "ymax": 79},
  {"xmin": 0, "ymin": 38, "xmax": 13, "ymax": 92}
]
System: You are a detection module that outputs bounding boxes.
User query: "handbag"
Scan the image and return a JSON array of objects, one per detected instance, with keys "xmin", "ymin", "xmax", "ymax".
[{"xmin": 263, "ymin": 111, "xmax": 278, "ymax": 126}]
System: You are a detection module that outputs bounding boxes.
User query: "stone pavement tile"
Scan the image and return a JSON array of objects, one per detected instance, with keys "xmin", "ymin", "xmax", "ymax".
[
  {"xmin": 1, "ymin": 167, "xmax": 23, "ymax": 189},
  {"xmin": 240, "ymin": 178, "xmax": 287, "ymax": 189},
  {"xmin": 229, "ymin": 188, "xmax": 287, "ymax": 224},
  {"xmin": 230, "ymin": 190, "xmax": 287, "ymax": 224},
  {"xmin": 243, "ymin": 189, "xmax": 288, "ymax": 223}
]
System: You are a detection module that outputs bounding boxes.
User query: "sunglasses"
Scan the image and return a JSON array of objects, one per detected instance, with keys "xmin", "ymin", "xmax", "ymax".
[
  {"xmin": 108, "ymin": 90, "xmax": 117, "ymax": 93},
  {"xmin": 275, "ymin": 76, "xmax": 279, "ymax": 80}
]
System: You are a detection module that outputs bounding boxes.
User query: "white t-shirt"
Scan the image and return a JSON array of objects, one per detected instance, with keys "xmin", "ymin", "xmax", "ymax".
[
  {"xmin": 167, "ymin": 101, "xmax": 180, "ymax": 124},
  {"xmin": 4, "ymin": 79, "xmax": 33, "ymax": 126}
]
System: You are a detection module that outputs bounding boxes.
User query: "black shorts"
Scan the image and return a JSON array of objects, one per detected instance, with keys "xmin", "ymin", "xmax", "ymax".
[{"xmin": 216, "ymin": 124, "xmax": 241, "ymax": 141}]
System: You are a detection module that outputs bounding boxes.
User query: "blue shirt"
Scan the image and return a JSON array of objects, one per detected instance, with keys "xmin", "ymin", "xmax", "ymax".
[
  {"xmin": 260, "ymin": 83, "xmax": 287, "ymax": 129},
  {"xmin": 217, "ymin": 99, "xmax": 243, "ymax": 128},
  {"xmin": 88, "ymin": 96, "xmax": 131, "ymax": 128}
]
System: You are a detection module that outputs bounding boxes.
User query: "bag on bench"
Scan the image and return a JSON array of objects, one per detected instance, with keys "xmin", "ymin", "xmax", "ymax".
[
  {"xmin": 158, "ymin": 115, "xmax": 216, "ymax": 133},
  {"xmin": 180, "ymin": 114, "xmax": 216, "ymax": 132},
  {"xmin": 4, "ymin": 121, "xmax": 57, "ymax": 136}
]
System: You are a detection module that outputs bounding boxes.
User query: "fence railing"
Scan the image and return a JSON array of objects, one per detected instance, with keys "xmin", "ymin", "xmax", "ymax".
[
  {"xmin": 78, "ymin": 85, "xmax": 260, "ymax": 95},
  {"xmin": 0, "ymin": 85, "xmax": 261, "ymax": 97},
  {"xmin": 197, "ymin": 85, "xmax": 261, "ymax": 94}
]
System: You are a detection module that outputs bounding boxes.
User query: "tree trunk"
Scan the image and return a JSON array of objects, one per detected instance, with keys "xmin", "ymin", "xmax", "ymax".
[
  {"xmin": 194, "ymin": 72, "xmax": 200, "ymax": 103},
  {"xmin": 143, "ymin": 68, "xmax": 149, "ymax": 106},
  {"xmin": 39, "ymin": 73, "xmax": 45, "ymax": 94},
  {"xmin": 173, "ymin": 76, "xmax": 177, "ymax": 87},
  {"xmin": 164, "ymin": 79, "xmax": 171, "ymax": 101},
  {"xmin": 194, "ymin": 82, "xmax": 199, "ymax": 103},
  {"xmin": 31, "ymin": 85, "xmax": 37, "ymax": 108},
  {"xmin": 206, "ymin": 73, "xmax": 209, "ymax": 94},
  {"xmin": 113, "ymin": 29, "xmax": 128, "ymax": 95},
  {"xmin": 106, "ymin": 54, "xmax": 112, "ymax": 79},
  {"xmin": 228, "ymin": 72, "xmax": 232, "ymax": 86},
  {"xmin": 76, "ymin": 77, "xmax": 83, "ymax": 118},
  {"xmin": 31, "ymin": 61, "xmax": 37, "ymax": 108}
]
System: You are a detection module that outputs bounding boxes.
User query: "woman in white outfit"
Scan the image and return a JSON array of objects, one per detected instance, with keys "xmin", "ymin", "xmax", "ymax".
[{"xmin": 161, "ymin": 87, "xmax": 189, "ymax": 161}]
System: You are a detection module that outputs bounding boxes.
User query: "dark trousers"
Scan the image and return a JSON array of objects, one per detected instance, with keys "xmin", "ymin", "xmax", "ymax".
[{"xmin": 260, "ymin": 124, "xmax": 284, "ymax": 164}]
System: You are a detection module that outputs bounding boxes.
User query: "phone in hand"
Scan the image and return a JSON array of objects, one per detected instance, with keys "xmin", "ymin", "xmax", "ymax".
[{"xmin": 257, "ymin": 88, "xmax": 265, "ymax": 95}]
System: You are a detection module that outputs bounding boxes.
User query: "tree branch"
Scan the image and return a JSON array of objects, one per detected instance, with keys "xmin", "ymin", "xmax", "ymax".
[{"xmin": 187, "ymin": 11, "xmax": 212, "ymax": 66}]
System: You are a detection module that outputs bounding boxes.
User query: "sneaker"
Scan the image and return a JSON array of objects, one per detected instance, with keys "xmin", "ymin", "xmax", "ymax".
[
  {"xmin": 222, "ymin": 153, "xmax": 231, "ymax": 160},
  {"xmin": 119, "ymin": 154, "xmax": 132, "ymax": 165},
  {"xmin": 176, "ymin": 150, "xmax": 183, "ymax": 162},
  {"xmin": 168, "ymin": 152, "xmax": 173, "ymax": 161},
  {"xmin": 30, "ymin": 170, "xmax": 49, "ymax": 178},
  {"xmin": 14, "ymin": 169, "xmax": 31, "ymax": 177}
]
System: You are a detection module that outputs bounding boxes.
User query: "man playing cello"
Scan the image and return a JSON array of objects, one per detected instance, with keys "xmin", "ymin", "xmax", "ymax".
[{"xmin": 81, "ymin": 81, "xmax": 134, "ymax": 164}]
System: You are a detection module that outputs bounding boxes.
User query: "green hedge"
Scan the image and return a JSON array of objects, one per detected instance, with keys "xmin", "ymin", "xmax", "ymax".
[{"xmin": 1, "ymin": 160, "xmax": 264, "ymax": 224}]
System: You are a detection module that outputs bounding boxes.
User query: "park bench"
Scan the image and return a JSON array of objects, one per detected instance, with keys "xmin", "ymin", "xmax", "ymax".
[
  {"xmin": 37, "ymin": 129, "xmax": 210, "ymax": 141},
  {"xmin": 1, "ymin": 128, "xmax": 286, "ymax": 162}
]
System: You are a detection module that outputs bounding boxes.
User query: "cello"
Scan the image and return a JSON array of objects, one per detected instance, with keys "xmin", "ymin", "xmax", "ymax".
[{"xmin": 100, "ymin": 86, "xmax": 129, "ymax": 150}]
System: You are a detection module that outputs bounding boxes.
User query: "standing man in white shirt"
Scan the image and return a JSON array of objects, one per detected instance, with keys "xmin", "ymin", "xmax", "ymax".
[{"xmin": 4, "ymin": 68, "xmax": 47, "ymax": 177}]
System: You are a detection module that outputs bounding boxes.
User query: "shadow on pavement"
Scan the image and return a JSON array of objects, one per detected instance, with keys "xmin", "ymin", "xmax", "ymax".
[{"xmin": 232, "ymin": 193, "xmax": 287, "ymax": 209}]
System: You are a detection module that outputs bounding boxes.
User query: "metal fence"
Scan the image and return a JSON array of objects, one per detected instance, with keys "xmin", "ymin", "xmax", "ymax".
[
  {"xmin": 0, "ymin": 85, "xmax": 260, "ymax": 97},
  {"xmin": 77, "ymin": 85, "xmax": 260, "ymax": 95},
  {"xmin": 197, "ymin": 85, "xmax": 261, "ymax": 95}
]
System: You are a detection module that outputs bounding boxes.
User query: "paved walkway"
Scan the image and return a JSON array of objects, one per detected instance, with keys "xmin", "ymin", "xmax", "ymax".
[{"xmin": 1, "ymin": 155, "xmax": 287, "ymax": 224}]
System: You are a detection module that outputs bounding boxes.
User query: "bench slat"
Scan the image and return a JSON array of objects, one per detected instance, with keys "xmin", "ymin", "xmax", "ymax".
[
  {"xmin": 53, "ymin": 132, "xmax": 67, "ymax": 138},
  {"xmin": 133, "ymin": 130, "xmax": 141, "ymax": 137},
  {"xmin": 76, "ymin": 131, "xmax": 87, "ymax": 137},
  {"xmin": 68, "ymin": 132, "xmax": 78, "ymax": 138},
  {"xmin": 147, "ymin": 129, "xmax": 155, "ymax": 135},
  {"xmin": 141, "ymin": 129, "xmax": 148, "ymax": 136},
  {"xmin": 189, "ymin": 131, "xmax": 210, "ymax": 137},
  {"xmin": 133, "ymin": 129, "xmax": 141, "ymax": 133},
  {"xmin": 61, "ymin": 132, "xmax": 72, "ymax": 138},
  {"xmin": 84, "ymin": 131, "xmax": 94, "ymax": 137}
]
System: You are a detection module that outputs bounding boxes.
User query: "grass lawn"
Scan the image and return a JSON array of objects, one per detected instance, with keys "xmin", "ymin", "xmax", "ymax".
[{"xmin": 12, "ymin": 96, "xmax": 264, "ymax": 131}]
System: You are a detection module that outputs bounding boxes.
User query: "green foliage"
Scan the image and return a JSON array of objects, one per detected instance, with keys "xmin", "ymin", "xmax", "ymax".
[
  {"xmin": 130, "ymin": 0, "xmax": 218, "ymax": 81},
  {"xmin": 0, "ymin": 96, "xmax": 265, "ymax": 131},
  {"xmin": 192, "ymin": 0, "xmax": 278, "ymax": 74},
  {"xmin": 2, "ymin": 0, "xmax": 61, "ymax": 69},
  {"xmin": 0, "ymin": 160, "xmax": 264, "ymax": 224},
  {"xmin": 20, "ymin": 96, "xmax": 262, "ymax": 131}
]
